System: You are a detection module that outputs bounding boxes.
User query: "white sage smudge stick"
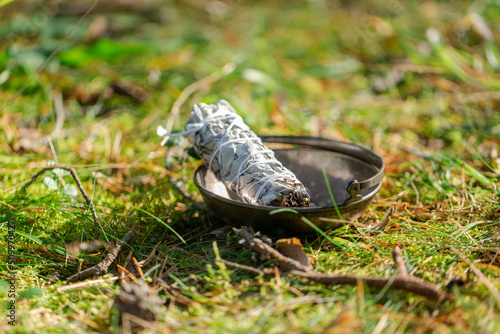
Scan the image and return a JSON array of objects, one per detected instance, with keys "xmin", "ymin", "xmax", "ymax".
[{"xmin": 157, "ymin": 100, "xmax": 311, "ymax": 207}]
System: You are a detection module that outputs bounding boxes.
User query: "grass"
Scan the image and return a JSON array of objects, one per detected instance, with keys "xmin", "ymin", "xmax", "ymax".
[{"xmin": 1, "ymin": 0, "xmax": 500, "ymax": 333}]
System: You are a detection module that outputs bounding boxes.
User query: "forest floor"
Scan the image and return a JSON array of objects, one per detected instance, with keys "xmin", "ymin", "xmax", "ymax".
[{"xmin": 1, "ymin": 0, "xmax": 500, "ymax": 333}]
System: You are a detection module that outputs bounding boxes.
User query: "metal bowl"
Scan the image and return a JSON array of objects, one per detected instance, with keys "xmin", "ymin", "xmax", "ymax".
[{"xmin": 194, "ymin": 136, "xmax": 384, "ymax": 236}]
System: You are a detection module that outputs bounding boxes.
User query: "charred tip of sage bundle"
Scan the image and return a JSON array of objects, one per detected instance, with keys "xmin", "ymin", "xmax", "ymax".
[{"xmin": 158, "ymin": 99, "xmax": 311, "ymax": 207}]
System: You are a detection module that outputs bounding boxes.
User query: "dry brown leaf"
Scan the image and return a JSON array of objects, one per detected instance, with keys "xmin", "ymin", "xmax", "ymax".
[
  {"xmin": 276, "ymin": 237, "xmax": 313, "ymax": 271},
  {"xmin": 12, "ymin": 128, "xmax": 49, "ymax": 154}
]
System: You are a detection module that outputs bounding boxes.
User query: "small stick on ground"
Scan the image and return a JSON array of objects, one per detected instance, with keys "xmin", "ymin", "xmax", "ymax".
[
  {"xmin": 133, "ymin": 257, "xmax": 145, "ymax": 279},
  {"xmin": 117, "ymin": 264, "xmax": 139, "ymax": 283},
  {"xmin": 57, "ymin": 276, "xmax": 119, "ymax": 292},
  {"xmin": 66, "ymin": 231, "xmax": 135, "ymax": 283},
  {"xmin": 234, "ymin": 227, "xmax": 312, "ymax": 273},
  {"xmin": 393, "ymin": 246, "xmax": 408, "ymax": 277},
  {"xmin": 233, "ymin": 228, "xmax": 452, "ymax": 301},
  {"xmin": 22, "ymin": 165, "xmax": 101, "ymax": 238},
  {"xmin": 369, "ymin": 206, "xmax": 393, "ymax": 233},
  {"xmin": 217, "ymin": 258, "xmax": 266, "ymax": 276}
]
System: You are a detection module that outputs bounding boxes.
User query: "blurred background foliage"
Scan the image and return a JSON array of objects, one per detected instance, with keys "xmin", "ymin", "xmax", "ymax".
[{"xmin": 0, "ymin": 0, "xmax": 499, "ymax": 145}]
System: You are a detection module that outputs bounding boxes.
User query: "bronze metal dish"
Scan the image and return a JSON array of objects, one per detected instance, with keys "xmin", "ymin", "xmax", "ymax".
[{"xmin": 194, "ymin": 136, "xmax": 384, "ymax": 236}]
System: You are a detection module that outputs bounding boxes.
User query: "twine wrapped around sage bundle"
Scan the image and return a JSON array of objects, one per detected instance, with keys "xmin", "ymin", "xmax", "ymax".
[{"xmin": 157, "ymin": 100, "xmax": 311, "ymax": 207}]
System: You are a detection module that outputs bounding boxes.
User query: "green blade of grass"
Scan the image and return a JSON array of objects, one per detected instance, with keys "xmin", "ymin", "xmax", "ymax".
[
  {"xmin": 0, "ymin": 0, "xmax": 16, "ymax": 8},
  {"xmin": 322, "ymin": 169, "xmax": 343, "ymax": 221},
  {"xmin": 269, "ymin": 209, "xmax": 346, "ymax": 248},
  {"xmin": 0, "ymin": 226, "xmax": 44, "ymax": 245},
  {"xmin": 134, "ymin": 207, "xmax": 186, "ymax": 244}
]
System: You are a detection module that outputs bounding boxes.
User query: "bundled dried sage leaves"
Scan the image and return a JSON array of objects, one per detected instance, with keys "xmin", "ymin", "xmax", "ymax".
[{"xmin": 158, "ymin": 100, "xmax": 310, "ymax": 207}]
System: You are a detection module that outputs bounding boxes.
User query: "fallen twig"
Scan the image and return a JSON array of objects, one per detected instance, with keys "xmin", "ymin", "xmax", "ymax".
[
  {"xmin": 22, "ymin": 165, "xmax": 101, "ymax": 238},
  {"xmin": 66, "ymin": 231, "xmax": 135, "ymax": 283},
  {"xmin": 291, "ymin": 269, "xmax": 448, "ymax": 302},
  {"xmin": 117, "ymin": 264, "xmax": 139, "ymax": 283},
  {"xmin": 57, "ymin": 276, "xmax": 119, "ymax": 292},
  {"xmin": 233, "ymin": 228, "xmax": 452, "ymax": 301},
  {"xmin": 369, "ymin": 206, "xmax": 393, "ymax": 233},
  {"xmin": 393, "ymin": 246, "xmax": 409, "ymax": 277},
  {"xmin": 217, "ymin": 258, "xmax": 265, "ymax": 276},
  {"xmin": 234, "ymin": 227, "xmax": 312, "ymax": 273}
]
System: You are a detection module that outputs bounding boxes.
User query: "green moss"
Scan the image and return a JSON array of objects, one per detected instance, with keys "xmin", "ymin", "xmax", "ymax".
[{"xmin": 0, "ymin": 1, "xmax": 500, "ymax": 332}]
